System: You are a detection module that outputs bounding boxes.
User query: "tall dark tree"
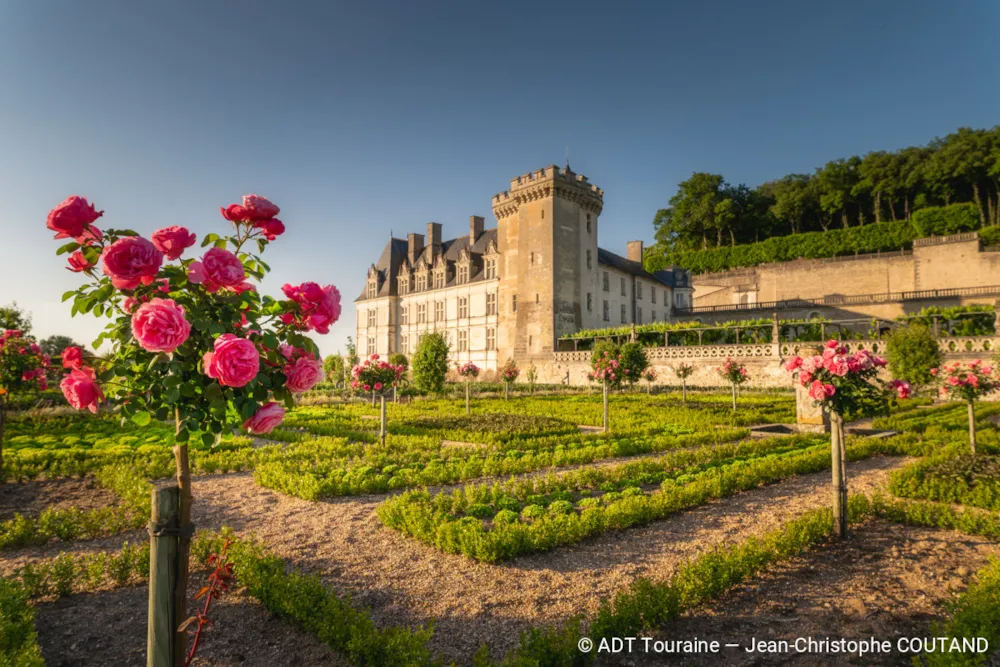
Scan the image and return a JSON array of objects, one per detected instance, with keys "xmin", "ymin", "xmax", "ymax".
[
  {"xmin": 40, "ymin": 335, "xmax": 84, "ymax": 358},
  {"xmin": 0, "ymin": 303, "xmax": 31, "ymax": 334}
]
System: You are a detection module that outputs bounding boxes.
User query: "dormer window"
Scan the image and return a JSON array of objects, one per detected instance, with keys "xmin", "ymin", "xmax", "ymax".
[
  {"xmin": 397, "ymin": 274, "xmax": 410, "ymax": 296},
  {"xmin": 367, "ymin": 280, "xmax": 377, "ymax": 299},
  {"xmin": 416, "ymin": 274, "xmax": 427, "ymax": 291},
  {"xmin": 433, "ymin": 270, "xmax": 446, "ymax": 289},
  {"xmin": 485, "ymin": 258, "xmax": 497, "ymax": 280},
  {"xmin": 457, "ymin": 264, "xmax": 469, "ymax": 285}
]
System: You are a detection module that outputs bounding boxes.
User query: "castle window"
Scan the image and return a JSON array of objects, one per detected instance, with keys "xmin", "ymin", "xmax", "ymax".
[
  {"xmin": 458, "ymin": 265, "xmax": 469, "ymax": 284},
  {"xmin": 651, "ymin": 288, "xmax": 656, "ymax": 304},
  {"xmin": 652, "ymin": 310, "xmax": 657, "ymax": 321},
  {"xmin": 512, "ymin": 295, "xmax": 517, "ymax": 312},
  {"xmin": 398, "ymin": 276, "xmax": 409, "ymax": 295},
  {"xmin": 637, "ymin": 307, "xmax": 642, "ymax": 324},
  {"xmin": 433, "ymin": 271, "xmax": 445, "ymax": 289},
  {"xmin": 458, "ymin": 297, "xmax": 468, "ymax": 319},
  {"xmin": 602, "ymin": 300, "xmax": 609, "ymax": 322},
  {"xmin": 535, "ymin": 293, "xmax": 539, "ymax": 303},
  {"xmin": 367, "ymin": 337, "xmax": 375, "ymax": 355},
  {"xmin": 416, "ymin": 274, "xmax": 427, "ymax": 291},
  {"xmin": 457, "ymin": 330, "xmax": 468, "ymax": 352},
  {"xmin": 367, "ymin": 310, "xmax": 376, "ymax": 328},
  {"xmin": 486, "ymin": 327, "xmax": 496, "ymax": 350},
  {"xmin": 367, "ymin": 280, "xmax": 377, "ymax": 299},
  {"xmin": 637, "ymin": 282, "xmax": 643, "ymax": 300},
  {"xmin": 434, "ymin": 300, "xmax": 444, "ymax": 322},
  {"xmin": 530, "ymin": 252, "xmax": 534, "ymax": 265},
  {"xmin": 541, "ymin": 210, "xmax": 545, "ymax": 219},
  {"xmin": 602, "ymin": 272, "xmax": 609, "ymax": 292},
  {"xmin": 586, "ymin": 250, "xmax": 592, "ymax": 270},
  {"xmin": 587, "ymin": 293, "xmax": 593, "ymax": 312},
  {"xmin": 400, "ymin": 306, "xmax": 408, "ymax": 325},
  {"xmin": 664, "ymin": 289, "xmax": 669, "ymax": 305},
  {"xmin": 486, "ymin": 292, "xmax": 496, "ymax": 315},
  {"xmin": 586, "ymin": 214, "xmax": 591, "ymax": 233},
  {"xmin": 417, "ymin": 303, "xmax": 427, "ymax": 323},
  {"xmin": 620, "ymin": 277, "xmax": 626, "ymax": 296},
  {"xmin": 401, "ymin": 335, "xmax": 408, "ymax": 354},
  {"xmin": 485, "ymin": 258, "xmax": 497, "ymax": 280},
  {"xmin": 621, "ymin": 304, "xmax": 626, "ymax": 323},
  {"xmin": 529, "ymin": 335, "xmax": 533, "ymax": 348}
]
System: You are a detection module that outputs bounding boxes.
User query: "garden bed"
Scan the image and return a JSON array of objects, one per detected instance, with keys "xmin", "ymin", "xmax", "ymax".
[
  {"xmin": 0, "ymin": 477, "xmax": 118, "ymax": 522},
  {"xmin": 641, "ymin": 521, "xmax": 999, "ymax": 666}
]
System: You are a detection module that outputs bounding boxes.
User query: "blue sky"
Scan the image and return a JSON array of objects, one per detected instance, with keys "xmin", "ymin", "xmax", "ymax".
[{"xmin": 2, "ymin": 0, "xmax": 998, "ymax": 357}]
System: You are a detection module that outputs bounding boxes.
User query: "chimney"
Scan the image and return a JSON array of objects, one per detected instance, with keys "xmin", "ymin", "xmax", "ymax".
[
  {"xmin": 627, "ymin": 240, "xmax": 644, "ymax": 263},
  {"xmin": 408, "ymin": 233, "xmax": 424, "ymax": 264},
  {"xmin": 469, "ymin": 216, "xmax": 484, "ymax": 244},
  {"xmin": 427, "ymin": 222, "xmax": 442, "ymax": 256}
]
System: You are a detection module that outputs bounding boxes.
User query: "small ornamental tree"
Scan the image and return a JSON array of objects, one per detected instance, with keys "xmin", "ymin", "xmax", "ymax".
[
  {"xmin": 619, "ymin": 342, "xmax": 649, "ymax": 389},
  {"xmin": 785, "ymin": 340, "xmax": 910, "ymax": 537},
  {"xmin": 591, "ymin": 347, "xmax": 625, "ymax": 432},
  {"xmin": 46, "ymin": 193, "xmax": 338, "ymax": 663},
  {"xmin": 457, "ymin": 362, "xmax": 480, "ymax": 415},
  {"xmin": 500, "ymin": 359, "xmax": 520, "ymax": 400},
  {"xmin": 642, "ymin": 368, "xmax": 657, "ymax": 394},
  {"xmin": 324, "ymin": 354, "xmax": 345, "ymax": 387},
  {"xmin": 885, "ymin": 323, "xmax": 941, "ymax": 388},
  {"xmin": 387, "ymin": 353, "xmax": 408, "ymax": 402},
  {"xmin": 0, "ymin": 330, "xmax": 50, "ymax": 475},
  {"xmin": 351, "ymin": 354, "xmax": 404, "ymax": 443},
  {"xmin": 525, "ymin": 363, "xmax": 538, "ymax": 395},
  {"xmin": 411, "ymin": 333, "xmax": 449, "ymax": 394},
  {"xmin": 931, "ymin": 360, "xmax": 999, "ymax": 455},
  {"xmin": 674, "ymin": 363, "xmax": 694, "ymax": 404},
  {"xmin": 717, "ymin": 358, "xmax": 749, "ymax": 412}
]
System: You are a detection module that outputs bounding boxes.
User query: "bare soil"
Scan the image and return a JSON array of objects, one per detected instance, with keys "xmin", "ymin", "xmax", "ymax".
[
  {"xmin": 186, "ymin": 456, "xmax": 909, "ymax": 664},
  {"xmin": 0, "ymin": 477, "xmax": 118, "ymax": 522},
  {"xmin": 627, "ymin": 522, "xmax": 1000, "ymax": 667},
  {"xmin": 34, "ymin": 579, "xmax": 346, "ymax": 667}
]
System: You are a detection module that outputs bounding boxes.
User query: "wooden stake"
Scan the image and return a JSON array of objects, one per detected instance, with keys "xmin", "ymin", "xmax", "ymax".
[
  {"xmin": 968, "ymin": 400, "xmax": 977, "ymax": 455},
  {"xmin": 603, "ymin": 381, "xmax": 610, "ymax": 433},
  {"xmin": 465, "ymin": 380, "xmax": 470, "ymax": 416},
  {"xmin": 172, "ymin": 411, "xmax": 193, "ymax": 667},
  {"xmin": 830, "ymin": 412, "xmax": 848, "ymax": 538},
  {"xmin": 148, "ymin": 484, "xmax": 180, "ymax": 667},
  {"xmin": 379, "ymin": 395, "xmax": 387, "ymax": 445}
]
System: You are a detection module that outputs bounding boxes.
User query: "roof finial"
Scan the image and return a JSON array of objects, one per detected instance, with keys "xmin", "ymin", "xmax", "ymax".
[{"xmin": 565, "ymin": 145, "xmax": 571, "ymax": 172}]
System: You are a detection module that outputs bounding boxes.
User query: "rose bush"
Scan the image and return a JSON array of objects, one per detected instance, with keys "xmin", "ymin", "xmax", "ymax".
[
  {"xmin": 717, "ymin": 358, "xmax": 749, "ymax": 412},
  {"xmin": 0, "ymin": 330, "xmax": 50, "ymax": 475},
  {"xmin": 930, "ymin": 360, "xmax": 998, "ymax": 454},
  {"xmin": 457, "ymin": 362, "xmax": 480, "ymax": 415},
  {"xmin": 47, "ymin": 192, "xmax": 340, "ymax": 657}
]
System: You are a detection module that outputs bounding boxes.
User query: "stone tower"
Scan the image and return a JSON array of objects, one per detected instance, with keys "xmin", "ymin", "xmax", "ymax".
[{"xmin": 491, "ymin": 164, "xmax": 604, "ymax": 362}]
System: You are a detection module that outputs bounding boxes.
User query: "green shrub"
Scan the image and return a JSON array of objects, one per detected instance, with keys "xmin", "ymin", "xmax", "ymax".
[
  {"xmin": 923, "ymin": 557, "xmax": 1000, "ymax": 667},
  {"xmin": 885, "ymin": 323, "xmax": 941, "ymax": 387},
  {"xmin": 411, "ymin": 333, "xmax": 450, "ymax": 394},
  {"xmin": 911, "ymin": 203, "xmax": 980, "ymax": 237},
  {"xmin": 0, "ymin": 578, "xmax": 43, "ymax": 665}
]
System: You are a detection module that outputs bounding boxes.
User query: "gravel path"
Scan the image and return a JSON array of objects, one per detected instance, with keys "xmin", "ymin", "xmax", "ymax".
[
  {"xmin": 629, "ymin": 521, "xmax": 1000, "ymax": 667},
  {"xmin": 187, "ymin": 456, "xmax": 911, "ymax": 664}
]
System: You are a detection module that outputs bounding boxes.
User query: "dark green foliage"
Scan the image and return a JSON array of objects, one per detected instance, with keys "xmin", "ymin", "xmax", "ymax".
[
  {"xmin": 889, "ymin": 455, "xmax": 1000, "ymax": 511},
  {"xmin": 411, "ymin": 333, "xmax": 450, "ymax": 394},
  {"xmin": 923, "ymin": 557, "xmax": 1000, "ymax": 667},
  {"xmin": 885, "ymin": 323, "xmax": 942, "ymax": 388},
  {"xmin": 911, "ymin": 203, "xmax": 980, "ymax": 236},
  {"xmin": 0, "ymin": 577, "xmax": 43, "ymax": 665},
  {"xmin": 387, "ymin": 353, "xmax": 408, "ymax": 372},
  {"xmin": 619, "ymin": 343, "xmax": 649, "ymax": 385}
]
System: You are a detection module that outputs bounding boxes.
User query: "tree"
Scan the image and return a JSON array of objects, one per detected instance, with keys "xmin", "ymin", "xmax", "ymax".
[
  {"xmin": 716, "ymin": 358, "xmax": 749, "ymax": 411},
  {"xmin": 764, "ymin": 175, "xmax": 813, "ymax": 235},
  {"xmin": 816, "ymin": 158, "xmax": 861, "ymax": 230},
  {"xmin": 590, "ymin": 343, "xmax": 626, "ymax": 432},
  {"xmin": 411, "ymin": 333, "xmax": 449, "ymax": 394},
  {"xmin": 323, "ymin": 354, "xmax": 345, "ymax": 385},
  {"xmin": 499, "ymin": 359, "xmax": 520, "ymax": 400},
  {"xmin": 0, "ymin": 330, "xmax": 49, "ymax": 476},
  {"xmin": 619, "ymin": 342, "xmax": 649, "ymax": 386},
  {"xmin": 931, "ymin": 361, "xmax": 999, "ymax": 455},
  {"xmin": 457, "ymin": 362, "xmax": 480, "ymax": 415},
  {"xmin": 885, "ymin": 324, "xmax": 941, "ymax": 388},
  {"xmin": 47, "ymin": 193, "xmax": 337, "ymax": 664},
  {"xmin": 0, "ymin": 303, "xmax": 31, "ymax": 334},
  {"xmin": 351, "ymin": 355, "xmax": 404, "ymax": 443},
  {"xmin": 525, "ymin": 363, "xmax": 538, "ymax": 394},
  {"xmin": 786, "ymin": 342, "xmax": 909, "ymax": 537},
  {"xmin": 388, "ymin": 353, "xmax": 408, "ymax": 373},
  {"xmin": 674, "ymin": 363, "xmax": 694, "ymax": 404},
  {"xmin": 40, "ymin": 335, "xmax": 83, "ymax": 359}
]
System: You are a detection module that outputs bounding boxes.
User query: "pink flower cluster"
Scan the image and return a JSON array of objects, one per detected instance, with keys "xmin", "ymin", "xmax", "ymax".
[
  {"xmin": 674, "ymin": 363, "xmax": 694, "ymax": 379},
  {"xmin": 784, "ymin": 340, "xmax": 909, "ymax": 408},
  {"xmin": 280, "ymin": 344, "xmax": 324, "ymax": 394},
  {"xmin": 931, "ymin": 360, "xmax": 999, "ymax": 402},
  {"xmin": 280, "ymin": 283, "xmax": 342, "ymax": 334},
  {"xmin": 0, "ymin": 331, "xmax": 50, "ymax": 391},
  {"xmin": 53, "ymin": 344, "xmax": 102, "ymax": 413},
  {"xmin": 188, "ymin": 247, "xmax": 246, "ymax": 293},
  {"xmin": 351, "ymin": 354, "xmax": 403, "ymax": 393},
  {"xmin": 717, "ymin": 358, "xmax": 749, "ymax": 385},
  {"xmin": 457, "ymin": 362, "xmax": 480, "ymax": 379},
  {"xmin": 643, "ymin": 368, "xmax": 658, "ymax": 382},
  {"xmin": 203, "ymin": 334, "xmax": 260, "ymax": 388},
  {"xmin": 220, "ymin": 194, "xmax": 286, "ymax": 240},
  {"xmin": 500, "ymin": 362, "xmax": 521, "ymax": 383},
  {"xmin": 591, "ymin": 350, "xmax": 626, "ymax": 385}
]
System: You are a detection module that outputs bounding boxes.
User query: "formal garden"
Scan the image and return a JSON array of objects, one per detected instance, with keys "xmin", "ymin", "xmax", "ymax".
[{"xmin": 0, "ymin": 195, "xmax": 998, "ymax": 667}]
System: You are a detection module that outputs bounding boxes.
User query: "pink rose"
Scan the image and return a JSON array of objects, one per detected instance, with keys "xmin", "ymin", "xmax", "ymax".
[
  {"xmin": 784, "ymin": 356, "xmax": 802, "ymax": 372},
  {"xmin": 221, "ymin": 204, "xmax": 248, "ymax": 222},
  {"xmin": 808, "ymin": 380, "xmax": 835, "ymax": 402},
  {"xmin": 46, "ymin": 196, "xmax": 103, "ymax": 239},
  {"xmin": 76, "ymin": 225, "xmax": 103, "ymax": 246},
  {"xmin": 891, "ymin": 380, "xmax": 912, "ymax": 399},
  {"xmin": 67, "ymin": 250, "xmax": 95, "ymax": 273},
  {"xmin": 929, "ymin": 367, "xmax": 939, "ymax": 376},
  {"xmin": 131, "ymin": 298, "xmax": 191, "ymax": 354},
  {"xmin": 202, "ymin": 334, "xmax": 259, "ymax": 387},
  {"xmin": 283, "ymin": 355, "xmax": 323, "ymax": 393},
  {"xmin": 256, "ymin": 219, "xmax": 285, "ymax": 240},
  {"xmin": 243, "ymin": 401, "xmax": 285, "ymax": 434},
  {"xmin": 101, "ymin": 237, "xmax": 163, "ymax": 290},
  {"xmin": 280, "ymin": 282, "xmax": 342, "ymax": 334},
  {"xmin": 62, "ymin": 346, "xmax": 84, "ymax": 369},
  {"xmin": 824, "ymin": 339, "xmax": 840, "ymax": 349},
  {"xmin": 151, "ymin": 226, "xmax": 197, "ymax": 260},
  {"xmin": 981, "ymin": 365, "xmax": 993, "ymax": 375},
  {"xmin": 60, "ymin": 367, "xmax": 104, "ymax": 414},
  {"xmin": 123, "ymin": 297, "xmax": 139, "ymax": 313},
  {"xmin": 188, "ymin": 247, "xmax": 246, "ymax": 293},
  {"xmin": 242, "ymin": 194, "xmax": 280, "ymax": 221},
  {"xmin": 823, "ymin": 356, "xmax": 849, "ymax": 377}
]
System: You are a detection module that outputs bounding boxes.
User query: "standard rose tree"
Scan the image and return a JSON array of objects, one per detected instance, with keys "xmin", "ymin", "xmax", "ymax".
[
  {"xmin": 47, "ymin": 193, "xmax": 339, "ymax": 664},
  {"xmin": 642, "ymin": 368, "xmax": 657, "ymax": 394},
  {"xmin": 351, "ymin": 354, "xmax": 404, "ymax": 443},
  {"xmin": 717, "ymin": 358, "xmax": 748, "ymax": 412},
  {"xmin": 931, "ymin": 360, "xmax": 998, "ymax": 455},
  {"xmin": 785, "ymin": 340, "xmax": 910, "ymax": 537},
  {"xmin": 500, "ymin": 359, "xmax": 520, "ymax": 401},
  {"xmin": 0, "ymin": 330, "xmax": 50, "ymax": 476},
  {"xmin": 457, "ymin": 362, "xmax": 480, "ymax": 415},
  {"xmin": 591, "ymin": 348, "xmax": 627, "ymax": 432},
  {"xmin": 674, "ymin": 363, "xmax": 694, "ymax": 404}
]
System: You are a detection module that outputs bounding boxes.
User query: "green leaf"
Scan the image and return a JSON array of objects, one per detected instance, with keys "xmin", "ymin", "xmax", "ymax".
[
  {"xmin": 175, "ymin": 428, "xmax": 189, "ymax": 443},
  {"xmin": 62, "ymin": 290, "xmax": 77, "ymax": 302},
  {"xmin": 147, "ymin": 353, "xmax": 167, "ymax": 370},
  {"xmin": 201, "ymin": 233, "xmax": 220, "ymax": 248},
  {"xmin": 132, "ymin": 411, "xmax": 152, "ymax": 426},
  {"xmin": 82, "ymin": 246, "xmax": 100, "ymax": 265},
  {"xmin": 56, "ymin": 241, "xmax": 81, "ymax": 256}
]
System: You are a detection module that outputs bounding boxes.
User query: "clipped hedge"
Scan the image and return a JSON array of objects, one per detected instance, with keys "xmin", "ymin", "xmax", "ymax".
[
  {"xmin": 911, "ymin": 203, "xmax": 980, "ymax": 237},
  {"xmin": 0, "ymin": 577, "xmax": 44, "ymax": 666}
]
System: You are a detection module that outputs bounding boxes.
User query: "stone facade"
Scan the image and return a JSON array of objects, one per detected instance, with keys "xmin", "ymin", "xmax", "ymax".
[
  {"xmin": 689, "ymin": 232, "xmax": 1000, "ymax": 322},
  {"xmin": 355, "ymin": 164, "xmax": 694, "ymax": 369}
]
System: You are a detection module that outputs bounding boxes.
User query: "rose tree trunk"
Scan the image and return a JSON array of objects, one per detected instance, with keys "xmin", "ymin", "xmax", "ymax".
[
  {"xmin": 172, "ymin": 411, "xmax": 193, "ymax": 667},
  {"xmin": 603, "ymin": 380, "xmax": 610, "ymax": 432},
  {"xmin": 465, "ymin": 380, "xmax": 471, "ymax": 416},
  {"xmin": 829, "ymin": 412, "xmax": 848, "ymax": 538},
  {"xmin": 968, "ymin": 400, "xmax": 977, "ymax": 456}
]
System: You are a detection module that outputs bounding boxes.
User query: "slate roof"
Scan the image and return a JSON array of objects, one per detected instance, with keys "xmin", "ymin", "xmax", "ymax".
[{"xmin": 597, "ymin": 248, "xmax": 690, "ymax": 289}]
